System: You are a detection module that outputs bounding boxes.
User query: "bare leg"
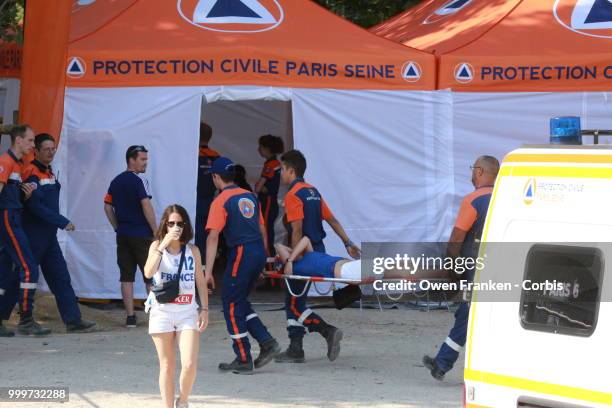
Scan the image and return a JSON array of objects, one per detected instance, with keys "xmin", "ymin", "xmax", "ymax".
[
  {"xmin": 121, "ymin": 282, "xmax": 134, "ymax": 316},
  {"xmin": 176, "ymin": 329, "xmax": 200, "ymax": 404},
  {"xmin": 152, "ymin": 332, "xmax": 176, "ymax": 408}
]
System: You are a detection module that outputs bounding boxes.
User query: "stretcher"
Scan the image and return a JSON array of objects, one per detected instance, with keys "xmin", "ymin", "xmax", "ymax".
[{"xmin": 263, "ymin": 258, "xmax": 454, "ymax": 311}]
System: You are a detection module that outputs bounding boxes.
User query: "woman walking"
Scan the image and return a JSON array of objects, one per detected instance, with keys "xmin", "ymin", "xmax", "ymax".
[{"xmin": 144, "ymin": 204, "xmax": 209, "ymax": 408}]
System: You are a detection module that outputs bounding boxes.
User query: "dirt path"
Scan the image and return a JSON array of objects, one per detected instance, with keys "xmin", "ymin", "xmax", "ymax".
[{"xmin": 0, "ymin": 295, "xmax": 464, "ymax": 408}]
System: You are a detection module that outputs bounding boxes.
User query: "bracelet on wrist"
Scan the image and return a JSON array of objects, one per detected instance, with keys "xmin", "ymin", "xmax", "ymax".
[{"xmin": 344, "ymin": 240, "xmax": 354, "ymax": 248}]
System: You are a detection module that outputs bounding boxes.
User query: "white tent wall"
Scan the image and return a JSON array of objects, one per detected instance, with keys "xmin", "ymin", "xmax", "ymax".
[
  {"xmin": 0, "ymin": 78, "xmax": 20, "ymax": 151},
  {"xmin": 59, "ymin": 85, "xmax": 452, "ymax": 299},
  {"xmin": 451, "ymin": 92, "xmax": 612, "ymax": 216},
  {"xmin": 60, "ymin": 87, "xmax": 203, "ymax": 298},
  {"xmin": 292, "ymin": 89, "xmax": 453, "ymax": 255}
]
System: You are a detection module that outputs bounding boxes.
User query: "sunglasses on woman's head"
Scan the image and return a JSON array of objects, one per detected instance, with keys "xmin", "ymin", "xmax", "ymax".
[{"xmin": 167, "ymin": 221, "xmax": 185, "ymax": 228}]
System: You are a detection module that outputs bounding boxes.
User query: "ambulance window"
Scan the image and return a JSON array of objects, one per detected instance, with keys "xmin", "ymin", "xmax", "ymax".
[{"xmin": 520, "ymin": 244, "xmax": 603, "ymax": 337}]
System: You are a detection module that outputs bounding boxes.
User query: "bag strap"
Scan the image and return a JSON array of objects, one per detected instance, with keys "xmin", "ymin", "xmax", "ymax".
[{"xmin": 176, "ymin": 245, "xmax": 187, "ymax": 280}]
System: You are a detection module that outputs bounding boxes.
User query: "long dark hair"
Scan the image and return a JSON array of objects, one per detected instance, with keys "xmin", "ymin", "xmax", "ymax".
[{"xmin": 155, "ymin": 204, "xmax": 194, "ymax": 244}]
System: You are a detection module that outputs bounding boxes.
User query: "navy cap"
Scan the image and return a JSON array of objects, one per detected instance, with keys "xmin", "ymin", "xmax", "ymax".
[{"xmin": 211, "ymin": 157, "xmax": 235, "ymax": 176}]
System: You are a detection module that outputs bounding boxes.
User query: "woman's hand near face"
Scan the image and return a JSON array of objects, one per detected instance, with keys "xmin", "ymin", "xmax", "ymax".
[{"xmin": 159, "ymin": 226, "xmax": 181, "ymax": 250}]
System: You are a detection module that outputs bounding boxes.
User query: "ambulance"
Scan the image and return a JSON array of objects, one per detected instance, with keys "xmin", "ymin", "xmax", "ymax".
[{"xmin": 464, "ymin": 145, "xmax": 612, "ymax": 408}]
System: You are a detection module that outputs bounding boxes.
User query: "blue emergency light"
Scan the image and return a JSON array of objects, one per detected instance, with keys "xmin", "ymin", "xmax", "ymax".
[{"xmin": 550, "ymin": 116, "xmax": 581, "ymax": 145}]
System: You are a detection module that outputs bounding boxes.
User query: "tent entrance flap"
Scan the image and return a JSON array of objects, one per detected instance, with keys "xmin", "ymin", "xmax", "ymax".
[{"xmin": 201, "ymin": 97, "xmax": 294, "ymax": 247}]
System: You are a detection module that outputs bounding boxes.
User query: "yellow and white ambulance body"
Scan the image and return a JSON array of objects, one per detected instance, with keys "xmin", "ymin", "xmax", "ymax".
[{"xmin": 464, "ymin": 146, "xmax": 612, "ymax": 408}]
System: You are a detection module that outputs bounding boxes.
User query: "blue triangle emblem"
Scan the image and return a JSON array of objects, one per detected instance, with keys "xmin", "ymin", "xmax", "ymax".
[
  {"xmin": 208, "ymin": 0, "xmax": 260, "ymax": 18},
  {"xmin": 69, "ymin": 61, "xmax": 81, "ymax": 73},
  {"xmin": 526, "ymin": 185, "xmax": 533, "ymax": 197},
  {"xmin": 458, "ymin": 67, "xmax": 470, "ymax": 78},
  {"xmin": 585, "ymin": 0, "xmax": 612, "ymax": 24},
  {"xmin": 193, "ymin": 0, "xmax": 276, "ymax": 24}
]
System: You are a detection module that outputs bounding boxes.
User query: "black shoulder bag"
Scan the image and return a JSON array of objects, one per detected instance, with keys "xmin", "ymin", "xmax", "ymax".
[{"xmin": 152, "ymin": 246, "xmax": 186, "ymax": 304}]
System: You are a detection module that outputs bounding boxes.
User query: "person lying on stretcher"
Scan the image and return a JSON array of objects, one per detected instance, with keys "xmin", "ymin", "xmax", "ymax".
[{"xmin": 274, "ymin": 237, "xmax": 361, "ymax": 281}]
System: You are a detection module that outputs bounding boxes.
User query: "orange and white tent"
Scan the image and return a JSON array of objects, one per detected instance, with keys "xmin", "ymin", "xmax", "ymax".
[
  {"xmin": 374, "ymin": 0, "xmax": 612, "ymax": 208},
  {"xmin": 29, "ymin": 0, "xmax": 451, "ymax": 298}
]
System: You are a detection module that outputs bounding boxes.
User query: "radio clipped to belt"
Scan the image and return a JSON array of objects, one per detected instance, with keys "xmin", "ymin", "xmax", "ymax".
[{"xmin": 152, "ymin": 246, "xmax": 186, "ymax": 304}]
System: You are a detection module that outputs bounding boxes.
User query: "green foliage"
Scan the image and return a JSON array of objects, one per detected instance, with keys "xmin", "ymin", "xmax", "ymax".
[
  {"xmin": 0, "ymin": 0, "xmax": 25, "ymax": 44},
  {"xmin": 315, "ymin": 0, "xmax": 421, "ymax": 28}
]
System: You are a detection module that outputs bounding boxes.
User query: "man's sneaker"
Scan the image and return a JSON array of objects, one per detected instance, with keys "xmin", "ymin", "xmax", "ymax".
[
  {"xmin": 17, "ymin": 319, "xmax": 51, "ymax": 336},
  {"xmin": 254, "ymin": 339, "xmax": 281, "ymax": 369},
  {"xmin": 126, "ymin": 315, "xmax": 137, "ymax": 328},
  {"xmin": 66, "ymin": 319, "xmax": 97, "ymax": 333},
  {"xmin": 0, "ymin": 322, "xmax": 15, "ymax": 337},
  {"xmin": 275, "ymin": 337, "xmax": 305, "ymax": 363},
  {"xmin": 218, "ymin": 358, "xmax": 254, "ymax": 375},
  {"xmin": 423, "ymin": 355, "xmax": 446, "ymax": 381},
  {"xmin": 175, "ymin": 398, "xmax": 189, "ymax": 408},
  {"xmin": 324, "ymin": 326, "xmax": 343, "ymax": 362}
]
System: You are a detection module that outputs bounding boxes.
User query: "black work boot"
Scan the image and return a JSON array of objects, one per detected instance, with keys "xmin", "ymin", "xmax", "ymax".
[
  {"xmin": 314, "ymin": 321, "xmax": 343, "ymax": 362},
  {"xmin": 423, "ymin": 355, "xmax": 446, "ymax": 381},
  {"xmin": 0, "ymin": 320, "xmax": 15, "ymax": 337},
  {"xmin": 218, "ymin": 357, "xmax": 254, "ymax": 375},
  {"xmin": 66, "ymin": 319, "xmax": 96, "ymax": 333},
  {"xmin": 17, "ymin": 313, "xmax": 51, "ymax": 337},
  {"xmin": 254, "ymin": 338, "xmax": 281, "ymax": 369},
  {"xmin": 274, "ymin": 337, "xmax": 305, "ymax": 363},
  {"xmin": 322, "ymin": 325, "xmax": 343, "ymax": 362}
]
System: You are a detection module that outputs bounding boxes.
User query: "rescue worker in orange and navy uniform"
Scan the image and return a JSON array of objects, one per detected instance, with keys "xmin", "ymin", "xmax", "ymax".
[
  {"xmin": 254, "ymin": 134, "xmax": 284, "ymax": 257},
  {"xmin": 195, "ymin": 122, "xmax": 220, "ymax": 261},
  {"xmin": 0, "ymin": 125, "xmax": 50, "ymax": 337},
  {"xmin": 19, "ymin": 134, "xmax": 96, "ymax": 333},
  {"xmin": 423, "ymin": 155, "xmax": 499, "ymax": 381},
  {"xmin": 204, "ymin": 157, "xmax": 280, "ymax": 375},
  {"xmin": 275, "ymin": 149, "xmax": 361, "ymax": 363}
]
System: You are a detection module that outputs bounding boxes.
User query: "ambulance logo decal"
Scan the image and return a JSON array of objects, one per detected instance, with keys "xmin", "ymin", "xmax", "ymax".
[
  {"xmin": 454, "ymin": 63, "xmax": 474, "ymax": 83},
  {"xmin": 238, "ymin": 198, "xmax": 256, "ymax": 219},
  {"xmin": 424, "ymin": 0, "xmax": 473, "ymax": 24},
  {"xmin": 554, "ymin": 0, "xmax": 612, "ymax": 38},
  {"xmin": 67, "ymin": 57, "xmax": 86, "ymax": 78},
  {"xmin": 401, "ymin": 61, "xmax": 422, "ymax": 83},
  {"xmin": 523, "ymin": 178, "xmax": 536, "ymax": 205},
  {"xmin": 178, "ymin": 0, "xmax": 284, "ymax": 33}
]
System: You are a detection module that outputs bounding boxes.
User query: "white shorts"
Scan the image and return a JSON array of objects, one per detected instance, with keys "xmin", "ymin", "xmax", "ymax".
[
  {"xmin": 339, "ymin": 260, "xmax": 361, "ymax": 281},
  {"xmin": 148, "ymin": 307, "xmax": 199, "ymax": 334}
]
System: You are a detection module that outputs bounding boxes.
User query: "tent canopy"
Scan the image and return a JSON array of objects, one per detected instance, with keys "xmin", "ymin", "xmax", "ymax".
[
  {"xmin": 374, "ymin": 0, "xmax": 612, "ymax": 92},
  {"xmin": 67, "ymin": 0, "xmax": 435, "ymax": 90},
  {"xmin": 370, "ymin": 0, "xmax": 520, "ymax": 56}
]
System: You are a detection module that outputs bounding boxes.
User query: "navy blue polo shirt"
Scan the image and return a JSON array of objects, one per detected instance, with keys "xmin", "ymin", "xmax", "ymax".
[{"xmin": 104, "ymin": 171, "xmax": 152, "ymax": 238}]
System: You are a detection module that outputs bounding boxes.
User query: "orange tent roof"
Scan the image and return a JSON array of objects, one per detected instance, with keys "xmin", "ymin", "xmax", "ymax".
[
  {"xmin": 370, "ymin": 0, "xmax": 520, "ymax": 56},
  {"xmin": 439, "ymin": 0, "xmax": 612, "ymax": 91},
  {"xmin": 66, "ymin": 0, "xmax": 435, "ymax": 90},
  {"xmin": 374, "ymin": 0, "xmax": 612, "ymax": 92}
]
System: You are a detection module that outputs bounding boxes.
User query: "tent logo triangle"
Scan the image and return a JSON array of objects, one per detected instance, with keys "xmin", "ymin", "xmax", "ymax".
[
  {"xmin": 178, "ymin": 0, "xmax": 284, "ymax": 32},
  {"xmin": 523, "ymin": 178, "xmax": 536, "ymax": 205},
  {"xmin": 555, "ymin": 0, "xmax": 612, "ymax": 38},
  {"xmin": 454, "ymin": 63, "xmax": 474, "ymax": 84},
  {"xmin": 423, "ymin": 0, "xmax": 472, "ymax": 24},
  {"xmin": 66, "ymin": 57, "xmax": 86, "ymax": 79},
  {"xmin": 401, "ymin": 61, "xmax": 422, "ymax": 82}
]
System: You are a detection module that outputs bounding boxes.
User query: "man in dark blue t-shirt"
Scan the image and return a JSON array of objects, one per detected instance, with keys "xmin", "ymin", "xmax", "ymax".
[{"xmin": 104, "ymin": 145, "xmax": 157, "ymax": 328}]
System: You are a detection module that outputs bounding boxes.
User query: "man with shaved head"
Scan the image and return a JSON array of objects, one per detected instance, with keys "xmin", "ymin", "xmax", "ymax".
[{"xmin": 423, "ymin": 155, "xmax": 499, "ymax": 381}]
